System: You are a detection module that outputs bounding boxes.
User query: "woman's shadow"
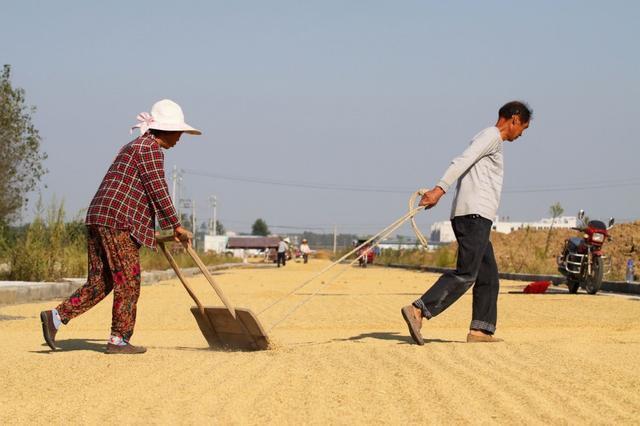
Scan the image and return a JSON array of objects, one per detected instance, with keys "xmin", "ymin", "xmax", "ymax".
[
  {"xmin": 335, "ymin": 332, "xmax": 457, "ymax": 345},
  {"xmin": 31, "ymin": 339, "xmax": 106, "ymax": 354}
]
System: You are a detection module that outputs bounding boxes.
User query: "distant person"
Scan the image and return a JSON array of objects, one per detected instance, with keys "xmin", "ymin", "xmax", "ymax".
[
  {"xmin": 401, "ymin": 101, "xmax": 532, "ymax": 345},
  {"xmin": 300, "ymin": 239, "xmax": 311, "ymax": 264},
  {"xmin": 277, "ymin": 237, "xmax": 289, "ymax": 267},
  {"xmin": 40, "ymin": 99, "xmax": 199, "ymax": 354},
  {"xmin": 626, "ymin": 259, "xmax": 635, "ymax": 283}
]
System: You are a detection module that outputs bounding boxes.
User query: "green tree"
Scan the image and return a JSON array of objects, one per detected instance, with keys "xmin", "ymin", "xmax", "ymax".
[
  {"xmin": 0, "ymin": 65, "xmax": 47, "ymax": 223},
  {"xmin": 251, "ymin": 218, "xmax": 270, "ymax": 236},
  {"xmin": 544, "ymin": 202, "xmax": 564, "ymax": 256},
  {"xmin": 216, "ymin": 220, "xmax": 225, "ymax": 235}
]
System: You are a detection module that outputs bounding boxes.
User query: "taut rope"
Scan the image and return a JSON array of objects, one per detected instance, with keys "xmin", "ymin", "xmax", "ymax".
[{"xmin": 260, "ymin": 191, "xmax": 429, "ymax": 332}]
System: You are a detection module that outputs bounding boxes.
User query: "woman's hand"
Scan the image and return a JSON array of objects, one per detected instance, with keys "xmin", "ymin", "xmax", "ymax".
[{"xmin": 173, "ymin": 225, "xmax": 192, "ymax": 246}]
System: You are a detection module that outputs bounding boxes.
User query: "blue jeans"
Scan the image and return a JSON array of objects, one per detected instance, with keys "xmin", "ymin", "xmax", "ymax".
[{"xmin": 413, "ymin": 214, "xmax": 499, "ymax": 334}]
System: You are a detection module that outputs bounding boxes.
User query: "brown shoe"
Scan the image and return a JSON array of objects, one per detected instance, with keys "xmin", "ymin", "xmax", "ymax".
[
  {"xmin": 401, "ymin": 305, "xmax": 424, "ymax": 345},
  {"xmin": 40, "ymin": 310, "xmax": 58, "ymax": 350},
  {"xmin": 105, "ymin": 343, "xmax": 147, "ymax": 354},
  {"xmin": 466, "ymin": 332, "xmax": 504, "ymax": 343}
]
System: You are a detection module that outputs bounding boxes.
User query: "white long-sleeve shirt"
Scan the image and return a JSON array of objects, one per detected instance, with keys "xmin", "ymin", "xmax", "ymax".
[{"xmin": 437, "ymin": 126, "xmax": 504, "ymax": 221}]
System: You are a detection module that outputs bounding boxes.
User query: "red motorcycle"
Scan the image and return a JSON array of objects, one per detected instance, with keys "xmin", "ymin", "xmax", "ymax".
[{"xmin": 556, "ymin": 210, "xmax": 614, "ymax": 294}]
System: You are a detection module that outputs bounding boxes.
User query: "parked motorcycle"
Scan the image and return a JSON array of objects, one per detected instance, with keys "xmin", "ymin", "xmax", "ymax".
[{"xmin": 556, "ymin": 210, "xmax": 614, "ymax": 294}]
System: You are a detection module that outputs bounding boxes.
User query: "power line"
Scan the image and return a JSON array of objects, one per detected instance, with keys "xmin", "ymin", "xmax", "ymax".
[
  {"xmin": 182, "ymin": 169, "xmax": 410, "ymax": 194},
  {"xmin": 181, "ymin": 168, "xmax": 640, "ymax": 195},
  {"xmin": 504, "ymin": 180, "xmax": 640, "ymax": 194},
  {"xmin": 269, "ymin": 224, "xmax": 328, "ymax": 231}
]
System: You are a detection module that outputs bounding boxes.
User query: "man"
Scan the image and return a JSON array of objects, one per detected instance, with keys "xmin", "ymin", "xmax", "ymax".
[
  {"xmin": 401, "ymin": 101, "xmax": 532, "ymax": 345},
  {"xmin": 40, "ymin": 99, "xmax": 200, "ymax": 354},
  {"xmin": 277, "ymin": 237, "xmax": 289, "ymax": 267}
]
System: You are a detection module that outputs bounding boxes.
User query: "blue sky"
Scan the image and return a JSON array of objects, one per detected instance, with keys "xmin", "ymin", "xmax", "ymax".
[{"xmin": 2, "ymin": 1, "xmax": 639, "ymax": 235}]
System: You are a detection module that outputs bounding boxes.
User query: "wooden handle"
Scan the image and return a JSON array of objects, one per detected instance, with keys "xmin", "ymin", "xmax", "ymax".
[
  {"xmin": 155, "ymin": 231, "xmax": 193, "ymax": 244},
  {"xmin": 185, "ymin": 245, "xmax": 237, "ymax": 319},
  {"xmin": 158, "ymin": 242, "xmax": 205, "ymax": 314}
]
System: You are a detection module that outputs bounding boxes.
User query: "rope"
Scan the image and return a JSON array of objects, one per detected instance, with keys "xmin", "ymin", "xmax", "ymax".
[
  {"xmin": 410, "ymin": 189, "xmax": 429, "ymax": 248},
  {"xmin": 263, "ymin": 199, "xmax": 424, "ymax": 332},
  {"xmin": 257, "ymin": 205, "xmax": 423, "ymax": 317},
  {"xmin": 258, "ymin": 190, "xmax": 432, "ymax": 332}
]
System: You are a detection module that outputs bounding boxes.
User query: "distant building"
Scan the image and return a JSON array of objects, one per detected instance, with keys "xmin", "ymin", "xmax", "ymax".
[
  {"xmin": 225, "ymin": 236, "xmax": 280, "ymax": 258},
  {"xmin": 429, "ymin": 221, "xmax": 457, "ymax": 243},
  {"xmin": 376, "ymin": 237, "xmax": 444, "ymax": 251},
  {"xmin": 203, "ymin": 235, "xmax": 280, "ymax": 257},
  {"xmin": 203, "ymin": 235, "xmax": 229, "ymax": 253},
  {"xmin": 429, "ymin": 216, "xmax": 579, "ymax": 243},
  {"xmin": 377, "ymin": 240, "xmax": 421, "ymax": 250},
  {"xmin": 492, "ymin": 216, "xmax": 578, "ymax": 233}
]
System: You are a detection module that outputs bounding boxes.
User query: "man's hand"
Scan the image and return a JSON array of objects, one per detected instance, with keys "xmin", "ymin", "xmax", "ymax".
[
  {"xmin": 418, "ymin": 186, "xmax": 445, "ymax": 209},
  {"xmin": 173, "ymin": 225, "xmax": 192, "ymax": 246}
]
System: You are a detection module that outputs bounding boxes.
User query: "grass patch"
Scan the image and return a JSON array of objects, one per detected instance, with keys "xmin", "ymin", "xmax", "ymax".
[{"xmin": 0, "ymin": 199, "xmax": 239, "ymax": 282}]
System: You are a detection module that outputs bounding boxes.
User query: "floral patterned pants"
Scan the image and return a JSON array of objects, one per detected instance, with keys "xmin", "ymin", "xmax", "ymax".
[{"xmin": 56, "ymin": 226, "xmax": 141, "ymax": 341}]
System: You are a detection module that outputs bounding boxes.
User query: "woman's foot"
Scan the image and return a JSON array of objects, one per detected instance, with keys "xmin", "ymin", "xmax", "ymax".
[
  {"xmin": 105, "ymin": 343, "xmax": 147, "ymax": 354},
  {"xmin": 40, "ymin": 310, "xmax": 58, "ymax": 350}
]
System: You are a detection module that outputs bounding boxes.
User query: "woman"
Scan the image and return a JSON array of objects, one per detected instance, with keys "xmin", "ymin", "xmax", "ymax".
[{"xmin": 40, "ymin": 99, "xmax": 200, "ymax": 354}]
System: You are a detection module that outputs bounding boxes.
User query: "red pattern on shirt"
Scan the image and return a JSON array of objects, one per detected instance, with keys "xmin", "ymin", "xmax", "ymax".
[{"xmin": 86, "ymin": 133, "xmax": 180, "ymax": 248}]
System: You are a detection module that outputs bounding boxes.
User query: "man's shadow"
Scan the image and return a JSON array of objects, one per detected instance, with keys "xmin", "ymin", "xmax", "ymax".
[
  {"xmin": 335, "ymin": 332, "xmax": 457, "ymax": 345},
  {"xmin": 31, "ymin": 339, "xmax": 106, "ymax": 354}
]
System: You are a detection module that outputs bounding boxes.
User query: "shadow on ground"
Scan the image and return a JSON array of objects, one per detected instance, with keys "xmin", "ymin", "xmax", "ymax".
[
  {"xmin": 0, "ymin": 314, "xmax": 27, "ymax": 321},
  {"xmin": 335, "ymin": 331, "xmax": 458, "ymax": 344},
  {"xmin": 296, "ymin": 293, "xmax": 422, "ymax": 297},
  {"xmin": 31, "ymin": 339, "xmax": 106, "ymax": 354},
  {"xmin": 148, "ymin": 345, "xmax": 252, "ymax": 353}
]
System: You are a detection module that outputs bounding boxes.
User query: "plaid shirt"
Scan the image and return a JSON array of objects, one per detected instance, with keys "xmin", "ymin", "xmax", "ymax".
[{"xmin": 86, "ymin": 132, "xmax": 180, "ymax": 248}]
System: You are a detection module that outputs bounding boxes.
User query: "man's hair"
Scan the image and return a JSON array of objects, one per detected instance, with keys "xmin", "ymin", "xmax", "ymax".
[{"xmin": 498, "ymin": 101, "xmax": 532, "ymax": 123}]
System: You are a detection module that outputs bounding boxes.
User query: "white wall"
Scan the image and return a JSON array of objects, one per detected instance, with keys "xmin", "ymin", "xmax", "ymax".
[
  {"xmin": 429, "ymin": 216, "xmax": 579, "ymax": 243},
  {"xmin": 203, "ymin": 235, "xmax": 228, "ymax": 253},
  {"xmin": 429, "ymin": 221, "xmax": 457, "ymax": 243}
]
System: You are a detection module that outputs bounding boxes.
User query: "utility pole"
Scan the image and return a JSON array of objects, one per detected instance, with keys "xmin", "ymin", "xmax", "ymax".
[
  {"xmin": 333, "ymin": 225, "xmax": 337, "ymax": 254},
  {"xmin": 171, "ymin": 165, "xmax": 178, "ymax": 202},
  {"xmin": 192, "ymin": 199, "xmax": 196, "ymax": 250},
  {"xmin": 172, "ymin": 167, "xmax": 183, "ymax": 219},
  {"xmin": 209, "ymin": 195, "xmax": 217, "ymax": 236},
  {"xmin": 179, "ymin": 198, "xmax": 196, "ymax": 250}
]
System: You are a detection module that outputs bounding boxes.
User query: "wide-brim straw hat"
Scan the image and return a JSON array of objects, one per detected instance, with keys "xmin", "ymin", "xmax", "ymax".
[{"xmin": 132, "ymin": 99, "xmax": 201, "ymax": 135}]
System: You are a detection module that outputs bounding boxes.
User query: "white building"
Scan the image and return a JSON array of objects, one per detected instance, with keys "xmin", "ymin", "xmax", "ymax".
[
  {"xmin": 429, "ymin": 216, "xmax": 578, "ymax": 243},
  {"xmin": 429, "ymin": 221, "xmax": 457, "ymax": 243},
  {"xmin": 378, "ymin": 240, "xmax": 422, "ymax": 250},
  {"xmin": 203, "ymin": 235, "xmax": 229, "ymax": 253}
]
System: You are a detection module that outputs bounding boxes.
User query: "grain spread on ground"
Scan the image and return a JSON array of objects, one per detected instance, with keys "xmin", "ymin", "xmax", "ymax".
[{"xmin": 1, "ymin": 260, "xmax": 639, "ymax": 424}]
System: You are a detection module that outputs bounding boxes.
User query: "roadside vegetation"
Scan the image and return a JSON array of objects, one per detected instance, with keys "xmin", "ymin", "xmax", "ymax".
[
  {"xmin": 374, "ymin": 245, "xmax": 457, "ymax": 269},
  {"xmin": 0, "ymin": 199, "xmax": 238, "ymax": 282},
  {"xmin": 374, "ymin": 223, "xmax": 640, "ymax": 281}
]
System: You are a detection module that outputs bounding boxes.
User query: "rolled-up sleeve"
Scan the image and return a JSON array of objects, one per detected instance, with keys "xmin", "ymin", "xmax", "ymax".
[{"xmin": 137, "ymin": 144, "xmax": 180, "ymax": 230}]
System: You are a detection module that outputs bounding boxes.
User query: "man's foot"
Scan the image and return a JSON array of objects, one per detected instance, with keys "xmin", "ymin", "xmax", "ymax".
[
  {"xmin": 401, "ymin": 305, "xmax": 424, "ymax": 345},
  {"xmin": 105, "ymin": 343, "xmax": 147, "ymax": 354},
  {"xmin": 40, "ymin": 310, "xmax": 58, "ymax": 350},
  {"xmin": 466, "ymin": 332, "xmax": 504, "ymax": 343}
]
